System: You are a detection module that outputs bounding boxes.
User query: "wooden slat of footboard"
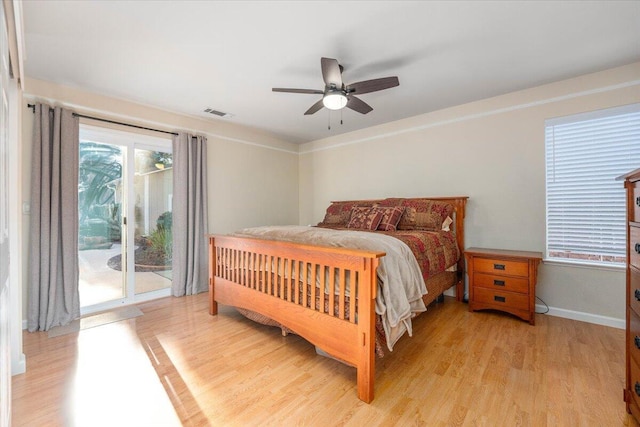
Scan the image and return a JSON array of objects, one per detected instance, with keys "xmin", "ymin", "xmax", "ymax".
[
  {"xmin": 302, "ymin": 262, "xmax": 309, "ymax": 308},
  {"xmin": 338, "ymin": 269, "xmax": 346, "ymax": 320},
  {"xmin": 266, "ymin": 255, "xmax": 273, "ymax": 296},
  {"xmin": 328, "ymin": 267, "xmax": 335, "ymax": 316},
  {"xmin": 349, "ymin": 271, "xmax": 357, "ymax": 323},
  {"xmin": 209, "ymin": 235, "xmax": 383, "ymax": 403},
  {"xmin": 310, "ymin": 263, "xmax": 317, "ymax": 311},
  {"xmin": 293, "ymin": 260, "xmax": 300, "ymax": 304}
]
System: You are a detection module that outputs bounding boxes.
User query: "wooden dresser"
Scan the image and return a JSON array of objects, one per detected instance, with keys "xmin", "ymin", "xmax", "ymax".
[
  {"xmin": 618, "ymin": 168, "xmax": 640, "ymax": 421},
  {"xmin": 465, "ymin": 247, "xmax": 542, "ymax": 325}
]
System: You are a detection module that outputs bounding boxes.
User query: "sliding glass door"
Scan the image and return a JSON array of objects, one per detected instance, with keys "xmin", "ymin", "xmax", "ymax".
[{"xmin": 78, "ymin": 125, "xmax": 173, "ymax": 313}]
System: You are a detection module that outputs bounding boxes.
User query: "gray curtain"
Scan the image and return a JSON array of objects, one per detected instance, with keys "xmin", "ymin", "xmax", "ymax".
[
  {"xmin": 172, "ymin": 133, "xmax": 208, "ymax": 296},
  {"xmin": 28, "ymin": 104, "xmax": 80, "ymax": 332}
]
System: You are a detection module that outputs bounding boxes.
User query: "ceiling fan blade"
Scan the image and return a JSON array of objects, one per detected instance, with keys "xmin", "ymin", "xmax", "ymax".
[
  {"xmin": 304, "ymin": 99, "xmax": 325, "ymax": 115},
  {"xmin": 346, "ymin": 96, "xmax": 373, "ymax": 114},
  {"xmin": 347, "ymin": 76, "xmax": 399, "ymax": 95},
  {"xmin": 321, "ymin": 57, "xmax": 343, "ymax": 88},
  {"xmin": 272, "ymin": 88, "xmax": 324, "ymax": 94}
]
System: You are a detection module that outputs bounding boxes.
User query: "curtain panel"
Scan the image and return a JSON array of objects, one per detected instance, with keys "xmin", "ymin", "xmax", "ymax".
[
  {"xmin": 28, "ymin": 103, "xmax": 80, "ymax": 332},
  {"xmin": 171, "ymin": 133, "xmax": 208, "ymax": 296}
]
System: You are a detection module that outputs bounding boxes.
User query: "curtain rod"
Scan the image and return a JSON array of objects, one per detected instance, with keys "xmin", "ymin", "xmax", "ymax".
[{"xmin": 27, "ymin": 103, "xmax": 179, "ymax": 136}]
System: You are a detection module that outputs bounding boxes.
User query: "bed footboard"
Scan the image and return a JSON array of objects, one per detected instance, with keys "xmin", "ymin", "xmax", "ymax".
[{"xmin": 208, "ymin": 235, "xmax": 385, "ymax": 403}]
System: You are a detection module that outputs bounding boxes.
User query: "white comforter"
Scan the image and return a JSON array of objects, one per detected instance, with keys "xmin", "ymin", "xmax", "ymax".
[{"xmin": 232, "ymin": 225, "xmax": 427, "ymax": 351}]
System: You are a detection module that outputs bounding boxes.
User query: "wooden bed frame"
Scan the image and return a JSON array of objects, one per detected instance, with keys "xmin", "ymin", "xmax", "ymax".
[{"xmin": 208, "ymin": 196, "xmax": 468, "ymax": 403}]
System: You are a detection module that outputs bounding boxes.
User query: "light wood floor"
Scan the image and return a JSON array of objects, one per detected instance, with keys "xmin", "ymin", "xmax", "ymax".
[{"xmin": 12, "ymin": 293, "xmax": 638, "ymax": 426}]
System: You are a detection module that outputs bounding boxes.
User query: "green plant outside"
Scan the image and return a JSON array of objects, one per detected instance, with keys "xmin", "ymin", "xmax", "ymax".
[{"xmin": 148, "ymin": 227, "xmax": 173, "ymax": 262}]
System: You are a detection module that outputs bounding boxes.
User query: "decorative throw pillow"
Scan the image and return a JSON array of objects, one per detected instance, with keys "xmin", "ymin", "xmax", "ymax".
[
  {"xmin": 376, "ymin": 206, "xmax": 405, "ymax": 231},
  {"xmin": 318, "ymin": 211, "xmax": 350, "ymax": 227},
  {"xmin": 317, "ymin": 202, "xmax": 352, "ymax": 227},
  {"xmin": 346, "ymin": 206, "xmax": 383, "ymax": 230},
  {"xmin": 397, "ymin": 206, "xmax": 417, "ymax": 229},
  {"xmin": 396, "ymin": 199, "xmax": 454, "ymax": 231},
  {"xmin": 318, "ymin": 201, "xmax": 376, "ymax": 228}
]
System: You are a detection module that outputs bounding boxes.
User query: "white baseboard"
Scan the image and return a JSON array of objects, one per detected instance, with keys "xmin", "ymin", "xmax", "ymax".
[
  {"xmin": 536, "ymin": 304, "xmax": 624, "ymax": 329},
  {"xmin": 11, "ymin": 353, "xmax": 25, "ymax": 375}
]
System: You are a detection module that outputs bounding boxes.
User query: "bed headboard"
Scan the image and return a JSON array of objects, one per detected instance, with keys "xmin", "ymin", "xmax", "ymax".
[
  {"xmin": 328, "ymin": 196, "xmax": 469, "ymax": 292},
  {"xmin": 412, "ymin": 197, "xmax": 468, "ymax": 259},
  {"xmin": 328, "ymin": 196, "xmax": 468, "ymax": 252}
]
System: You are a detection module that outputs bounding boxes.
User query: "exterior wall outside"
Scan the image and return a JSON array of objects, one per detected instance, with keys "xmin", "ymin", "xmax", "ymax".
[{"xmin": 133, "ymin": 168, "xmax": 172, "ymax": 236}]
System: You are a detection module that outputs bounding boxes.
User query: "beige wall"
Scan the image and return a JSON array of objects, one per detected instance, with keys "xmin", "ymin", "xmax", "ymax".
[
  {"xmin": 299, "ymin": 62, "xmax": 640, "ymax": 324},
  {"xmin": 21, "ymin": 78, "xmax": 300, "ymax": 321},
  {"xmin": 18, "ymin": 62, "xmax": 640, "ymax": 326}
]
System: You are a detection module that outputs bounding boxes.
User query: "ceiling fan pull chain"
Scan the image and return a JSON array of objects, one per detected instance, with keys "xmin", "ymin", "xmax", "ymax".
[
  {"xmin": 328, "ymin": 110, "xmax": 331, "ymax": 130},
  {"xmin": 341, "ymin": 108, "xmax": 343, "ymax": 125}
]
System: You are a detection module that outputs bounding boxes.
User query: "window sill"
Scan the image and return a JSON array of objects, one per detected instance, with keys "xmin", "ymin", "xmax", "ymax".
[{"xmin": 542, "ymin": 258, "xmax": 625, "ymax": 272}]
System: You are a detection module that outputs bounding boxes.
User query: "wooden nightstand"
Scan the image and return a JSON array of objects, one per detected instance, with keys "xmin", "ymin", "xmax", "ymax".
[{"xmin": 465, "ymin": 247, "xmax": 542, "ymax": 325}]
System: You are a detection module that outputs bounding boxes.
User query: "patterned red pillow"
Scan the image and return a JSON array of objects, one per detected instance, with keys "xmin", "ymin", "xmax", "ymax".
[
  {"xmin": 347, "ymin": 206, "xmax": 383, "ymax": 230},
  {"xmin": 318, "ymin": 201, "xmax": 375, "ymax": 227},
  {"xmin": 376, "ymin": 206, "xmax": 405, "ymax": 231},
  {"xmin": 397, "ymin": 200, "xmax": 454, "ymax": 231}
]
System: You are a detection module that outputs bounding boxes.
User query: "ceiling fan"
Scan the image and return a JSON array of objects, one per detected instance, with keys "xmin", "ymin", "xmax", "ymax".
[{"xmin": 272, "ymin": 57, "xmax": 399, "ymax": 115}]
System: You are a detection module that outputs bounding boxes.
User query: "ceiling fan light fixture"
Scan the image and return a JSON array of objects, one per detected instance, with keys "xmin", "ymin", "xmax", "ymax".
[
  {"xmin": 322, "ymin": 92, "xmax": 347, "ymax": 110},
  {"xmin": 273, "ymin": 57, "xmax": 399, "ymax": 116}
]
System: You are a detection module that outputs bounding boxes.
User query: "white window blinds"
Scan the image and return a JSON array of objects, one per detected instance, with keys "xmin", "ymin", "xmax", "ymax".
[{"xmin": 545, "ymin": 104, "xmax": 640, "ymax": 266}]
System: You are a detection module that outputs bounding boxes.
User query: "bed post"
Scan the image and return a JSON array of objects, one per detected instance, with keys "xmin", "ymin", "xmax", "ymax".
[
  {"xmin": 209, "ymin": 236, "xmax": 218, "ymax": 315},
  {"xmin": 453, "ymin": 198, "xmax": 467, "ymax": 302},
  {"xmin": 356, "ymin": 257, "xmax": 378, "ymax": 403}
]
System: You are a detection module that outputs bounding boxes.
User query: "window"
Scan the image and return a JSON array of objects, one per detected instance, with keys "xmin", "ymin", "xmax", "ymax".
[{"xmin": 545, "ymin": 104, "xmax": 640, "ymax": 266}]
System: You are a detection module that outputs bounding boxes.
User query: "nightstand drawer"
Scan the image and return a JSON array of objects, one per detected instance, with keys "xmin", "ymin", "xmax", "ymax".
[
  {"xmin": 473, "ymin": 287, "xmax": 529, "ymax": 311},
  {"xmin": 474, "ymin": 272, "xmax": 529, "ymax": 294},
  {"xmin": 632, "ymin": 227, "xmax": 640, "ymax": 270},
  {"xmin": 473, "ymin": 258, "xmax": 529, "ymax": 278}
]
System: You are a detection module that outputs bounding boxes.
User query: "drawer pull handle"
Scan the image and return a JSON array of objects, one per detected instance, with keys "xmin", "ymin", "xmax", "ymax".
[
  {"xmin": 494, "ymin": 264, "xmax": 505, "ymax": 270},
  {"xmin": 635, "ymin": 336, "xmax": 640, "ymax": 349},
  {"xmin": 493, "ymin": 279, "xmax": 505, "ymax": 286},
  {"xmin": 636, "ymin": 196, "xmax": 640, "ymax": 207},
  {"xmin": 635, "ymin": 289, "xmax": 640, "ymax": 301},
  {"xmin": 494, "ymin": 296, "xmax": 506, "ymax": 303},
  {"xmin": 636, "ymin": 243, "xmax": 640, "ymax": 254},
  {"xmin": 635, "ymin": 382, "xmax": 640, "ymax": 396}
]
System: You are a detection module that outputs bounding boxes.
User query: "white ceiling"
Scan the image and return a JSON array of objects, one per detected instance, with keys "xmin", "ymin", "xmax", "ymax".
[{"xmin": 22, "ymin": 1, "xmax": 640, "ymax": 144}]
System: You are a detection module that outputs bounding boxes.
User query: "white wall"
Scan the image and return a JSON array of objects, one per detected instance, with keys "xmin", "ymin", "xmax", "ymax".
[
  {"xmin": 299, "ymin": 62, "xmax": 640, "ymax": 325},
  {"xmin": 20, "ymin": 78, "xmax": 300, "ymax": 323}
]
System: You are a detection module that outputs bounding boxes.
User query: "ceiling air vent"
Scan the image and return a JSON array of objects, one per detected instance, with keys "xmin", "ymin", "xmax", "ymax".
[{"xmin": 203, "ymin": 108, "xmax": 234, "ymax": 118}]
